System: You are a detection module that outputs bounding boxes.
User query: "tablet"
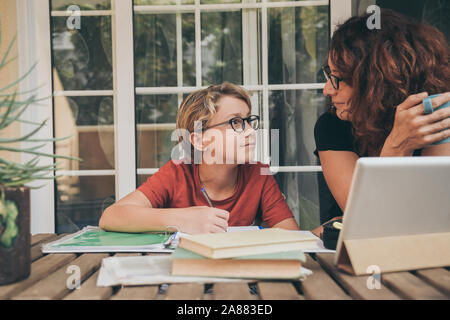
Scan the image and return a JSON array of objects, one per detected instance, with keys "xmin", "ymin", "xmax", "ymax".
[{"xmin": 334, "ymin": 156, "xmax": 450, "ymax": 273}]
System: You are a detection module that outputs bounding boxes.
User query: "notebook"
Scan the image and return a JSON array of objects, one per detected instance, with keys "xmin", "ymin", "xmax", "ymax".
[
  {"xmin": 41, "ymin": 226, "xmax": 174, "ymax": 253},
  {"xmin": 178, "ymin": 228, "xmax": 317, "ymax": 259},
  {"xmin": 171, "ymin": 247, "xmax": 306, "ymax": 279}
]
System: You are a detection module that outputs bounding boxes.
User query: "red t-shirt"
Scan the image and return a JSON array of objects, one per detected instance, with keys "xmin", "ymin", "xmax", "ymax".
[{"xmin": 137, "ymin": 160, "xmax": 294, "ymax": 227}]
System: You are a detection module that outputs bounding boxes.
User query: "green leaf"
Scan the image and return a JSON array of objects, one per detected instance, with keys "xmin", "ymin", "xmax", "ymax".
[
  {"xmin": 0, "ymin": 55, "xmax": 18, "ymax": 70},
  {"xmin": 0, "ymin": 94, "xmax": 36, "ymax": 130},
  {"xmin": 5, "ymin": 200, "xmax": 18, "ymax": 220},
  {"xmin": 0, "ymin": 145, "xmax": 83, "ymax": 161},
  {"xmin": 0, "ymin": 219, "xmax": 18, "ymax": 248},
  {"xmin": 19, "ymin": 135, "xmax": 73, "ymax": 143},
  {"xmin": 0, "ymin": 200, "xmax": 18, "ymax": 248},
  {"xmin": 0, "ymin": 62, "xmax": 37, "ymax": 93},
  {"xmin": 0, "ymin": 118, "xmax": 48, "ymax": 143},
  {"xmin": 0, "ymin": 92, "xmax": 16, "ymax": 128},
  {"xmin": 0, "ymin": 83, "xmax": 42, "ymax": 97},
  {"xmin": 0, "ymin": 34, "xmax": 16, "ymax": 69},
  {"xmin": 0, "ymin": 200, "xmax": 5, "ymax": 219}
]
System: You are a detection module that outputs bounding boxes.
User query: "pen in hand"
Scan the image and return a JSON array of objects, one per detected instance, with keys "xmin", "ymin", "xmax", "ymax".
[
  {"xmin": 201, "ymin": 187, "xmax": 214, "ymax": 207},
  {"xmin": 200, "ymin": 186, "xmax": 228, "ymax": 233}
]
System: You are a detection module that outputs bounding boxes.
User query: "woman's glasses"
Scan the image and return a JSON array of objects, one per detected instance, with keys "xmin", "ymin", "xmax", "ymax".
[
  {"xmin": 203, "ymin": 115, "xmax": 260, "ymax": 133},
  {"xmin": 322, "ymin": 65, "xmax": 342, "ymax": 90}
]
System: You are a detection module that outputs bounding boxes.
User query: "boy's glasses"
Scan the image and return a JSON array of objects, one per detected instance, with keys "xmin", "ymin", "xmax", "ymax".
[
  {"xmin": 203, "ymin": 115, "xmax": 260, "ymax": 133},
  {"xmin": 322, "ymin": 65, "xmax": 342, "ymax": 90}
]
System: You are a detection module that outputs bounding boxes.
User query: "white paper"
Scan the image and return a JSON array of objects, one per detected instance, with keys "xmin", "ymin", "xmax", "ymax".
[
  {"xmin": 227, "ymin": 226, "xmax": 262, "ymax": 232},
  {"xmin": 96, "ymin": 255, "xmax": 250, "ymax": 287},
  {"xmin": 96, "ymin": 255, "xmax": 313, "ymax": 287},
  {"xmin": 281, "ymin": 231, "xmax": 336, "ymax": 253}
]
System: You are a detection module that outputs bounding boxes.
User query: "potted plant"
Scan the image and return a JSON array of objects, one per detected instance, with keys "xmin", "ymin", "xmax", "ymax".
[{"xmin": 0, "ymin": 29, "xmax": 81, "ymax": 285}]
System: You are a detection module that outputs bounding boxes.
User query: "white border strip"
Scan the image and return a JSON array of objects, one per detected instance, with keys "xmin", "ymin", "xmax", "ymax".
[
  {"xmin": 56, "ymin": 170, "xmax": 116, "ymax": 176},
  {"xmin": 270, "ymin": 166, "xmax": 322, "ymax": 172},
  {"xmin": 53, "ymin": 90, "xmax": 115, "ymax": 96},
  {"xmin": 330, "ymin": 0, "xmax": 352, "ymax": 35},
  {"xmin": 17, "ymin": 0, "xmax": 55, "ymax": 234},
  {"xmin": 261, "ymin": 0, "xmax": 270, "ymax": 164},
  {"xmin": 112, "ymin": 0, "xmax": 137, "ymax": 201},
  {"xmin": 56, "ymin": 165, "xmax": 323, "ymax": 177},
  {"xmin": 136, "ymin": 166, "xmax": 322, "ymax": 176},
  {"xmin": 137, "ymin": 168, "xmax": 160, "ymax": 175},
  {"xmin": 135, "ymin": 83, "xmax": 325, "ymax": 95},
  {"xmin": 53, "ymin": 83, "xmax": 325, "ymax": 97},
  {"xmin": 134, "ymin": 1, "xmax": 329, "ymax": 14},
  {"xmin": 51, "ymin": 10, "xmax": 112, "ymax": 16},
  {"xmin": 194, "ymin": 0, "xmax": 202, "ymax": 87}
]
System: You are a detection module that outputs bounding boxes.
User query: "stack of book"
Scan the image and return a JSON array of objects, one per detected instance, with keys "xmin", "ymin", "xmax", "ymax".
[{"xmin": 171, "ymin": 228, "xmax": 317, "ymax": 280}]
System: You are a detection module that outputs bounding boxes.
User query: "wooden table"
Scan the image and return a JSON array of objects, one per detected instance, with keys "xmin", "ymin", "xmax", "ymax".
[{"xmin": 0, "ymin": 233, "xmax": 449, "ymax": 300}]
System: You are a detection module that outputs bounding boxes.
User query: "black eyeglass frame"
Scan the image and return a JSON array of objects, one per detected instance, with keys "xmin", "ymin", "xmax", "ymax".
[
  {"xmin": 322, "ymin": 65, "xmax": 343, "ymax": 90},
  {"xmin": 203, "ymin": 115, "xmax": 260, "ymax": 133}
]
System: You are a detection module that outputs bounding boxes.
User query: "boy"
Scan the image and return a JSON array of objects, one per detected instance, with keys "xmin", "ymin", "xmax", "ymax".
[{"xmin": 99, "ymin": 83, "xmax": 299, "ymax": 234}]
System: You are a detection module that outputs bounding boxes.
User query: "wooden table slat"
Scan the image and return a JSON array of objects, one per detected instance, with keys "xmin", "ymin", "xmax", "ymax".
[
  {"xmin": 257, "ymin": 281, "xmax": 303, "ymax": 300},
  {"xmin": 0, "ymin": 253, "xmax": 77, "ymax": 300},
  {"xmin": 315, "ymin": 253, "xmax": 401, "ymax": 300},
  {"xmin": 111, "ymin": 286, "xmax": 160, "ymax": 300},
  {"xmin": 63, "ymin": 269, "xmax": 113, "ymax": 300},
  {"xmin": 12, "ymin": 253, "xmax": 108, "ymax": 300},
  {"xmin": 300, "ymin": 254, "xmax": 351, "ymax": 300},
  {"xmin": 31, "ymin": 234, "xmax": 68, "ymax": 262},
  {"xmin": 31, "ymin": 234, "xmax": 59, "ymax": 247},
  {"xmin": 4, "ymin": 233, "xmax": 448, "ymax": 300},
  {"xmin": 383, "ymin": 271, "xmax": 449, "ymax": 300},
  {"xmin": 212, "ymin": 283, "xmax": 257, "ymax": 300},
  {"xmin": 164, "ymin": 283, "xmax": 205, "ymax": 300},
  {"xmin": 414, "ymin": 268, "xmax": 450, "ymax": 296}
]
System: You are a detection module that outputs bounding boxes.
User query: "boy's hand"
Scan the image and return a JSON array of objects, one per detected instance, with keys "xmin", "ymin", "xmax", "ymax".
[{"xmin": 180, "ymin": 206, "xmax": 229, "ymax": 234}]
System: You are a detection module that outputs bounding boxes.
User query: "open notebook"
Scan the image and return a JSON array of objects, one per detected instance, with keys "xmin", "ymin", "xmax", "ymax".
[
  {"xmin": 41, "ymin": 226, "xmax": 174, "ymax": 253},
  {"xmin": 41, "ymin": 226, "xmax": 334, "ymax": 253}
]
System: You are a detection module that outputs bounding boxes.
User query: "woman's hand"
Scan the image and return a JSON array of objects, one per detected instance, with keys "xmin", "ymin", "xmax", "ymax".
[
  {"xmin": 381, "ymin": 92, "xmax": 450, "ymax": 156},
  {"xmin": 179, "ymin": 206, "xmax": 229, "ymax": 234},
  {"xmin": 311, "ymin": 216, "xmax": 343, "ymax": 238}
]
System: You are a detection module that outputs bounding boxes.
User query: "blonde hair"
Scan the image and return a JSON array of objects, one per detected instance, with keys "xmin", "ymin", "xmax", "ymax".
[{"xmin": 175, "ymin": 83, "xmax": 252, "ymax": 162}]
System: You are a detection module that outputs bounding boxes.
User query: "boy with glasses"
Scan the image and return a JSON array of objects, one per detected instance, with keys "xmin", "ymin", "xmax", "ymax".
[{"xmin": 99, "ymin": 83, "xmax": 298, "ymax": 234}]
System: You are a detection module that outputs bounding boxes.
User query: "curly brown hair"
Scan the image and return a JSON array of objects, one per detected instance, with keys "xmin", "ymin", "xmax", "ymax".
[{"xmin": 330, "ymin": 9, "xmax": 450, "ymax": 156}]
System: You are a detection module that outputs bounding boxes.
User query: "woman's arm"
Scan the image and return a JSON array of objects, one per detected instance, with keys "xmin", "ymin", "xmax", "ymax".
[
  {"xmin": 310, "ymin": 150, "xmax": 358, "ymax": 237},
  {"xmin": 318, "ymin": 150, "xmax": 359, "ymax": 212},
  {"xmin": 99, "ymin": 190, "xmax": 229, "ymax": 234}
]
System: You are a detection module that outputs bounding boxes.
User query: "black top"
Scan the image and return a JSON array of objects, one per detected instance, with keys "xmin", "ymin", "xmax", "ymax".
[
  {"xmin": 313, "ymin": 111, "xmax": 421, "ymax": 224},
  {"xmin": 314, "ymin": 112, "xmax": 355, "ymax": 157},
  {"xmin": 313, "ymin": 112, "xmax": 355, "ymax": 224}
]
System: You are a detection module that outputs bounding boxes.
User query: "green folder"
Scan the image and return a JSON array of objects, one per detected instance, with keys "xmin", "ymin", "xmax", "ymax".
[{"xmin": 41, "ymin": 226, "xmax": 174, "ymax": 253}]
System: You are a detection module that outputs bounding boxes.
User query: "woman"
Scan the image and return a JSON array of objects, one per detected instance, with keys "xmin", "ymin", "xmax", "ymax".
[
  {"xmin": 313, "ymin": 9, "xmax": 450, "ymax": 235},
  {"xmin": 99, "ymin": 83, "xmax": 299, "ymax": 234}
]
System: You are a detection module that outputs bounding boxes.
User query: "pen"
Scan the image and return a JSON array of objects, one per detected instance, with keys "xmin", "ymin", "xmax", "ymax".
[{"xmin": 201, "ymin": 187, "xmax": 214, "ymax": 207}]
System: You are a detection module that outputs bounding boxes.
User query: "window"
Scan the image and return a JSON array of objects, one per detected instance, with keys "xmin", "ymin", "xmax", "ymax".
[
  {"xmin": 51, "ymin": 0, "xmax": 115, "ymax": 233},
  {"xmin": 21, "ymin": 0, "xmax": 351, "ymax": 233},
  {"xmin": 133, "ymin": 0, "xmax": 330, "ymax": 230}
]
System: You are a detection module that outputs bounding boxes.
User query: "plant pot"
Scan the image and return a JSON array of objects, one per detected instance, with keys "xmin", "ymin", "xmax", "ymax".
[{"xmin": 0, "ymin": 186, "xmax": 31, "ymax": 285}]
